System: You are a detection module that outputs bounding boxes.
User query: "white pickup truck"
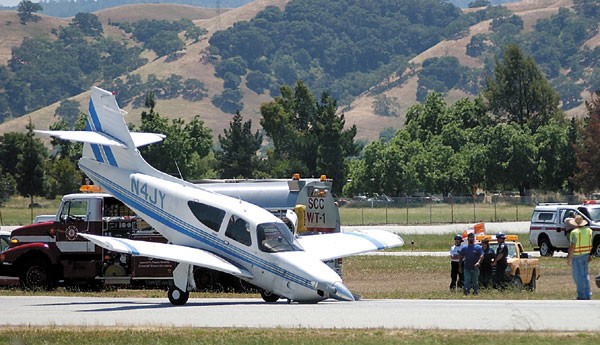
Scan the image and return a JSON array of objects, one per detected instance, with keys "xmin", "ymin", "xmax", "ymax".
[{"xmin": 529, "ymin": 202, "xmax": 600, "ymax": 257}]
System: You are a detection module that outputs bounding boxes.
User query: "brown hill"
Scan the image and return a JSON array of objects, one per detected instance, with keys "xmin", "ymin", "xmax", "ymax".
[
  {"xmin": 0, "ymin": 11, "xmax": 69, "ymax": 65},
  {"xmin": 343, "ymin": 0, "xmax": 591, "ymax": 142},
  {"xmin": 0, "ymin": 0, "xmax": 288, "ymax": 137},
  {"xmin": 1, "ymin": 0, "xmax": 595, "ymax": 143}
]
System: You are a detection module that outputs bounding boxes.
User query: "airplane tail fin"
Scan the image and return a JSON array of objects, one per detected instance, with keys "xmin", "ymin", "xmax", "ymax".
[{"xmin": 37, "ymin": 86, "xmax": 164, "ymax": 173}]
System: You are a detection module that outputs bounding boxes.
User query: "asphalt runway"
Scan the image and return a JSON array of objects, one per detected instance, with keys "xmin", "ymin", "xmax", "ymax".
[{"xmin": 1, "ymin": 296, "xmax": 599, "ymax": 330}]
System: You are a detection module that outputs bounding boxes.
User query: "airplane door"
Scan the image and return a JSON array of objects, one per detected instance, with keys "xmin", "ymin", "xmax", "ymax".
[{"xmin": 55, "ymin": 199, "xmax": 95, "ymax": 253}]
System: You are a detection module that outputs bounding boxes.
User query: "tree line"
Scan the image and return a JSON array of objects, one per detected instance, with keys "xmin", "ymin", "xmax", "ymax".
[{"xmin": 344, "ymin": 43, "xmax": 597, "ymax": 199}]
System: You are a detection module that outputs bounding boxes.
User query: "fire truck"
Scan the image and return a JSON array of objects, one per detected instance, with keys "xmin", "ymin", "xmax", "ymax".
[{"xmin": 0, "ymin": 175, "xmax": 341, "ymax": 290}]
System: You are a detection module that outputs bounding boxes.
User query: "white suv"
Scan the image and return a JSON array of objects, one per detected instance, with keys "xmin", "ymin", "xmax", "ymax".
[{"xmin": 529, "ymin": 202, "xmax": 600, "ymax": 257}]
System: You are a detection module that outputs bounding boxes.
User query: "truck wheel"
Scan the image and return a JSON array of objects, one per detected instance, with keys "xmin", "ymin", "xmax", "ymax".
[
  {"xmin": 511, "ymin": 274, "xmax": 523, "ymax": 292},
  {"xmin": 168, "ymin": 286, "xmax": 189, "ymax": 306},
  {"xmin": 20, "ymin": 259, "xmax": 53, "ymax": 290},
  {"xmin": 592, "ymin": 238, "xmax": 600, "ymax": 257},
  {"xmin": 538, "ymin": 237, "xmax": 554, "ymax": 257},
  {"xmin": 260, "ymin": 289, "xmax": 280, "ymax": 303},
  {"xmin": 526, "ymin": 270, "xmax": 537, "ymax": 292}
]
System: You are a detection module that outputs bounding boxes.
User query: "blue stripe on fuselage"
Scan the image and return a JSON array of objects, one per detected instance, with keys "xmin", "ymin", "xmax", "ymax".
[
  {"xmin": 86, "ymin": 101, "xmax": 118, "ymax": 167},
  {"xmin": 82, "ymin": 167, "xmax": 313, "ymax": 289},
  {"xmin": 88, "ymin": 99, "xmax": 103, "ymax": 132},
  {"xmin": 102, "ymin": 145, "xmax": 118, "ymax": 167}
]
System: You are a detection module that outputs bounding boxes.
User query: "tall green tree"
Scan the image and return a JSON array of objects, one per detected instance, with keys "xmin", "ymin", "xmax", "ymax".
[
  {"xmin": 16, "ymin": 118, "xmax": 46, "ymax": 200},
  {"xmin": 312, "ymin": 92, "xmax": 358, "ymax": 191},
  {"xmin": 260, "ymin": 81, "xmax": 357, "ymax": 192},
  {"xmin": 137, "ymin": 93, "xmax": 213, "ymax": 180},
  {"xmin": 70, "ymin": 12, "xmax": 103, "ymax": 37},
  {"xmin": 484, "ymin": 44, "xmax": 561, "ymax": 133},
  {"xmin": 17, "ymin": 0, "xmax": 42, "ymax": 24},
  {"xmin": 484, "ymin": 123, "xmax": 537, "ymax": 196},
  {"xmin": 217, "ymin": 112, "xmax": 262, "ymax": 178},
  {"xmin": 0, "ymin": 132, "xmax": 26, "ymax": 177},
  {"xmin": 534, "ymin": 121, "xmax": 574, "ymax": 191},
  {"xmin": 572, "ymin": 91, "xmax": 600, "ymax": 193}
]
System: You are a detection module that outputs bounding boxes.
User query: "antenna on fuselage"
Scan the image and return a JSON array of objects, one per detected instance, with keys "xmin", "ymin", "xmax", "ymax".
[{"xmin": 174, "ymin": 160, "xmax": 183, "ymax": 180}]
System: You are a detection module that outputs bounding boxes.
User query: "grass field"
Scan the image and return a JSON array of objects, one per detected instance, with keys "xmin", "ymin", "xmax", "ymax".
[
  {"xmin": 339, "ymin": 202, "xmax": 534, "ymax": 225},
  {"xmin": 1, "ymin": 328, "xmax": 599, "ymax": 345},
  {"xmin": 0, "ymin": 196, "xmax": 61, "ymax": 226}
]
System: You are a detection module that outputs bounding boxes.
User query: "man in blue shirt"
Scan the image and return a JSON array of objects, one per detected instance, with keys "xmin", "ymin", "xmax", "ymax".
[{"xmin": 459, "ymin": 232, "xmax": 484, "ymax": 295}]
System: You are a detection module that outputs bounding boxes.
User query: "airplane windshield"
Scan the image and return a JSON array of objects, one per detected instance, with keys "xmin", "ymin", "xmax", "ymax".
[{"xmin": 257, "ymin": 223, "xmax": 302, "ymax": 253}]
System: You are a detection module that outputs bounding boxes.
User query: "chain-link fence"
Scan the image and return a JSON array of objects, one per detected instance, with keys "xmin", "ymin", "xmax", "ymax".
[{"xmin": 338, "ymin": 193, "xmax": 590, "ymax": 225}]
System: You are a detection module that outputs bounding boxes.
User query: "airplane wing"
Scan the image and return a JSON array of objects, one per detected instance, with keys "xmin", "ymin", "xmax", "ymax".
[
  {"xmin": 296, "ymin": 230, "xmax": 404, "ymax": 261},
  {"xmin": 35, "ymin": 130, "xmax": 165, "ymax": 148},
  {"xmin": 80, "ymin": 233, "xmax": 252, "ymax": 278}
]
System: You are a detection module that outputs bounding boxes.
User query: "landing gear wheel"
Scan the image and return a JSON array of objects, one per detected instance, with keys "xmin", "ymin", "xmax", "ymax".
[
  {"xmin": 168, "ymin": 286, "xmax": 189, "ymax": 306},
  {"xmin": 260, "ymin": 289, "xmax": 280, "ymax": 303},
  {"xmin": 539, "ymin": 237, "xmax": 554, "ymax": 257}
]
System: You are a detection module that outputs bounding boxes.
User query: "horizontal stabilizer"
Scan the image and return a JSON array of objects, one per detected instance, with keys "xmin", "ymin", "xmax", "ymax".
[
  {"xmin": 35, "ymin": 130, "xmax": 165, "ymax": 148},
  {"xmin": 80, "ymin": 233, "xmax": 253, "ymax": 279},
  {"xmin": 297, "ymin": 230, "xmax": 404, "ymax": 261}
]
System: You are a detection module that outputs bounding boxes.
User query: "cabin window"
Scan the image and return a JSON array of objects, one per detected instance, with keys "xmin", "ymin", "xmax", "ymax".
[
  {"xmin": 534, "ymin": 212, "xmax": 554, "ymax": 222},
  {"xmin": 188, "ymin": 201, "xmax": 226, "ymax": 232},
  {"xmin": 225, "ymin": 215, "xmax": 251, "ymax": 246},
  {"xmin": 257, "ymin": 222, "xmax": 301, "ymax": 253},
  {"xmin": 1, "ymin": 235, "xmax": 9, "ymax": 252},
  {"xmin": 60, "ymin": 200, "xmax": 88, "ymax": 221}
]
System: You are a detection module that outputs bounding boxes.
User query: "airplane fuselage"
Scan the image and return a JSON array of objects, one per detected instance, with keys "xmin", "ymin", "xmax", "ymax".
[{"xmin": 79, "ymin": 158, "xmax": 344, "ymax": 302}]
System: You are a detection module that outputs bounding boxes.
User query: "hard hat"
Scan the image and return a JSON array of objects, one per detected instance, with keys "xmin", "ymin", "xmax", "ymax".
[
  {"xmin": 495, "ymin": 232, "xmax": 506, "ymax": 239},
  {"xmin": 454, "ymin": 234, "xmax": 463, "ymax": 241}
]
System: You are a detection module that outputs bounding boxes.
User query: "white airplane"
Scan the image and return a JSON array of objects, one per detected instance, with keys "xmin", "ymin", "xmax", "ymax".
[{"xmin": 37, "ymin": 86, "xmax": 404, "ymax": 305}]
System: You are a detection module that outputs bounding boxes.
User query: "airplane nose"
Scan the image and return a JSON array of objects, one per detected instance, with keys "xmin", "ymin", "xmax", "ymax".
[{"xmin": 330, "ymin": 281, "xmax": 355, "ymax": 301}]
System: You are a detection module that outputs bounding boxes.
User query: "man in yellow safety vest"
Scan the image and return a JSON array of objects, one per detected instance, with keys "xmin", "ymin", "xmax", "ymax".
[{"xmin": 566, "ymin": 215, "xmax": 593, "ymax": 300}]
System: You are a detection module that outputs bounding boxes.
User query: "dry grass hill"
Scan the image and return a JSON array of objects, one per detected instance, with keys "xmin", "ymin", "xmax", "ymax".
[
  {"xmin": 343, "ymin": 0, "xmax": 596, "ymax": 142},
  {"xmin": 0, "ymin": 0, "xmax": 595, "ymax": 143}
]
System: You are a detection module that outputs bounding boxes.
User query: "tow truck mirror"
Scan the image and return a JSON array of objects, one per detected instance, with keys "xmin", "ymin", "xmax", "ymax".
[{"xmin": 520, "ymin": 252, "xmax": 529, "ymax": 259}]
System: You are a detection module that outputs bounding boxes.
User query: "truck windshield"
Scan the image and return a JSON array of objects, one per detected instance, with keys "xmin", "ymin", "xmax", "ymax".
[
  {"xmin": 490, "ymin": 243, "xmax": 517, "ymax": 258},
  {"xmin": 257, "ymin": 223, "xmax": 302, "ymax": 253},
  {"xmin": 585, "ymin": 208, "xmax": 600, "ymax": 222}
]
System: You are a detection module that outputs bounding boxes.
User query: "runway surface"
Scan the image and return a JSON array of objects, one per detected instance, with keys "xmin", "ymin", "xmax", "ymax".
[{"xmin": 1, "ymin": 296, "xmax": 599, "ymax": 331}]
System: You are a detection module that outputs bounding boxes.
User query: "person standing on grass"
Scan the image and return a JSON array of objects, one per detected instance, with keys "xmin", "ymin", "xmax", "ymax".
[
  {"xmin": 459, "ymin": 232, "xmax": 484, "ymax": 295},
  {"xmin": 449, "ymin": 234, "xmax": 464, "ymax": 290},
  {"xmin": 493, "ymin": 232, "xmax": 508, "ymax": 289},
  {"xmin": 479, "ymin": 237, "xmax": 495, "ymax": 289},
  {"xmin": 567, "ymin": 215, "xmax": 593, "ymax": 300}
]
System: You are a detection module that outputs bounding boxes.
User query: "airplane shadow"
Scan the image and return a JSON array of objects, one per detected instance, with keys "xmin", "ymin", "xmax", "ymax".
[{"xmin": 34, "ymin": 299, "xmax": 270, "ymax": 312}]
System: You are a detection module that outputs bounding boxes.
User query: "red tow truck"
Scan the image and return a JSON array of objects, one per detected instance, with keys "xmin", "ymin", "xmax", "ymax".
[{"xmin": 1, "ymin": 189, "xmax": 175, "ymax": 289}]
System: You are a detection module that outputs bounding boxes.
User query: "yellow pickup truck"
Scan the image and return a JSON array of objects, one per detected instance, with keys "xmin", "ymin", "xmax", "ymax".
[{"xmin": 479, "ymin": 235, "xmax": 540, "ymax": 291}]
